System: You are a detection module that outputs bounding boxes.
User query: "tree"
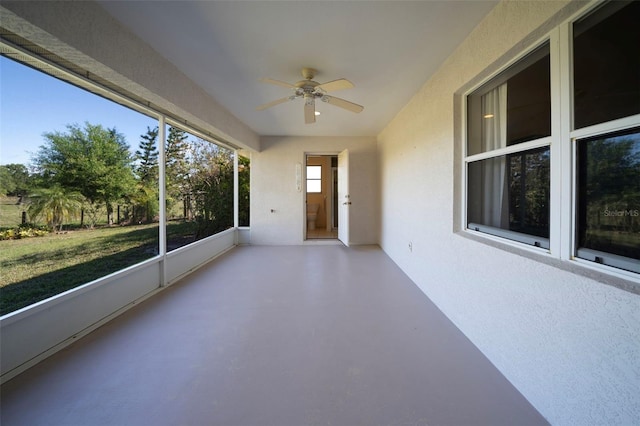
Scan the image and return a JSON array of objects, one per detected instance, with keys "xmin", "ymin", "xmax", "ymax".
[
  {"xmin": 238, "ymin": 155, "xmax": 250, "ymax": 226},
  {"xmin": 133, "ymin": 127, "xmax": 159, "ymax": 222},
  {"xmin": 165, "ymin": 126, "xmax": 190, "ymax": 218},
  {"xmin": 508, "ymin": 148, "xmax": 550, "ymax": 237},
  {"xmin": 135, "ymin": 126, "xmax": 159, "ymax": 184},
  {"xmin": 189, "ymin": 139, "xmax": 234, "ymax": 237},
  {"xmin": 32, "ymin": 123, "xmax": 136, "ymax": 226},
  {"xmin": 130, "ymin": 183, "xmax": 159, "ymax": 224},
  {"xmin": 580, "ymin": 137, "xmax": 640, "ymax": 237},
  {"xmin": 0, "ymin": 166, "xmax": 15, "ymax": 196},
  {"xmin": 0, "ymin": 163, "xmax": 31, "ymax": 199},
  {"xmin": 27, "ymin": 185, "xmax": 85, "ymax": 232}
]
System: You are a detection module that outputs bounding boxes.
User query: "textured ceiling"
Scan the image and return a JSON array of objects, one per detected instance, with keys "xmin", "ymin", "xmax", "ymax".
[{"xmin": 98, "ymin": 1, "xmax": 497, "ymax": 137}]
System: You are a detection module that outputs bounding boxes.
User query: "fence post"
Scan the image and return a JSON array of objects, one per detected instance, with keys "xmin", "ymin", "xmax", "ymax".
[{"xmin": 21, "ymin": 211, "xmax": 26, "ymax": 224}]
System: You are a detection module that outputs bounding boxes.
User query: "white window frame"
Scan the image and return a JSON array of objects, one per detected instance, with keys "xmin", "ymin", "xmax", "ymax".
[
  {"xmin": 463, "ymin": 36, "xmax": 554, "ymax": 252},
  {"xmin": 569, "ymin": 117, "xmax": 640, "ymax": 275},
  {"xmin": 306, "ymin": 165, "xmax": 322, "ymax": 193},
  {"xmin": 462, "ymin": 0, "xmax": 640, "ymax": 283}
]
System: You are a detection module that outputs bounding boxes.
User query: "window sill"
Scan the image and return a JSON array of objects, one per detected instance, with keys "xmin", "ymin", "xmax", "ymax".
[
  {"xmin": 457, "ymin": 228, "xmax": 640, "ymax": 295},
  {"xmin": 467, "ymin": 223, "xmax": 549, "ymax": 249}
]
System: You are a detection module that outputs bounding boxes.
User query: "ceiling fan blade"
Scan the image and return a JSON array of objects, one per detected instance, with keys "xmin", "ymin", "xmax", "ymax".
[
  {"xmin": 256, "ymin": 96, "xmax": 292, "ymax": 111},
  {"xmin": 322, "ymin": 95, "xmax": 364, "ymax": 113},
  {"xmin": 316, "ymin": 78, "xmax": 354, "ymax": 92},
  {"xmin": 304, "ymin": 97, "xmax": 316, "ymax": 124},
  {"xmin": 259, "ymin": 77, "xmax": 296, "ymax": 89}
]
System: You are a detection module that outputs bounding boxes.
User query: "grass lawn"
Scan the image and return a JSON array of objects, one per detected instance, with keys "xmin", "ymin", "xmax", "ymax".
[
  {"xmin": 0, "ymin": 221, "xmax": 205, "ymax": 316},
  {"xmin": 0, "ymin": 197, "xmax": 25, "ymax": 229},
  {"xmin": 0, "ymin": 196, "xmax": 112, "ymax": 230}
]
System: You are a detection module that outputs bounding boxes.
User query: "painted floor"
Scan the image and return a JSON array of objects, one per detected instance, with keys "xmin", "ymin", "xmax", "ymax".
[{"xmin": 0, "ymin": 245, "xmax": 548, "ymax": 426}]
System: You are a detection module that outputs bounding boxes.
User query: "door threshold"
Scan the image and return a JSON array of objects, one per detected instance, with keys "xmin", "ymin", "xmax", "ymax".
[{"xmin": 303, "ymin": 239, "xmax": 343, "ymax": 245}]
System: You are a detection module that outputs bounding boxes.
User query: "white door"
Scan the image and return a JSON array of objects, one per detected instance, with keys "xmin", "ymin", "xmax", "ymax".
[{"xmin": 337, "ymin": 149, "xmax": 350, "ymax": 246}]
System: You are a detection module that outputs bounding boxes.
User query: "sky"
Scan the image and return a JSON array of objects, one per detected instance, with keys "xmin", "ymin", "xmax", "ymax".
[{"xmin": 0, "ymin": 56, "xmax": 158, "ymax": 166}]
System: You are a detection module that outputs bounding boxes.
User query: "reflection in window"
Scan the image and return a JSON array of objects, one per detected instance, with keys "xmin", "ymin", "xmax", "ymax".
[
  {"xmin": 577, "ymin": 127, "xmax": 640, "ymax": 269},
  {"xmin": 573, "ymin": 1, "xmax": 640, "ymax": 130},
  {"xmin": 507, "ymin": 148, "xmax": 550, "ymax": 238},
  {"xmin": 466, "ymin": 42, "xmax": 551, "ymax": 247},
  {"xmin": 467, "ymin": 43, "xmax": 550, "ymax": 156},
  {"xmin": 463, "ymin": 2, "xmax": 639, "ymax": 276},
  {"xmin": 467, "ymin": 147, "xmax": 550, "ymax": 245}
]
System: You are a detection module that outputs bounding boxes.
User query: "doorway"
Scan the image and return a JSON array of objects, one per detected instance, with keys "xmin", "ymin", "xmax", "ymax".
[{"xmin": 305, "ymin": 155, "xmax": 338, "ymax": 240}]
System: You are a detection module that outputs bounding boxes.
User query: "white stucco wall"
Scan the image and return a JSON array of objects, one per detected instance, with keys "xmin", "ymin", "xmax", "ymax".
[
  {"xmin": 3, "ymin": 0, "xmax": 639, "ymax": 423},
  {"xmin": 0, "ymin": 1, "xmax": 259, "ymax": 151},
  {"xmin": 251, "ymin": 136, "xmax": 378, "ymax": 246},
  {"xmin": 378, "ymin": 1, "xmax": 640, "ymax": 425}
]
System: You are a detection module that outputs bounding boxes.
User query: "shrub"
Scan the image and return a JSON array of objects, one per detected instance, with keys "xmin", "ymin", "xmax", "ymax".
[{"xmin": 0, "ymin": 223, "xmax": 50, "ymax": 240}]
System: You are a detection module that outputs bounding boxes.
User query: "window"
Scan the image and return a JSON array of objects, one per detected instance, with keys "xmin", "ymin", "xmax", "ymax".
[
  {"xmin": 307, "ymin": 165, "xmax": 322, "ymax": 193},
  {"xmin": 0, "ymin": 54, "xmax": 159, "ymax": 315},
  {"xmin": 576, "ymin": 128, "xmax": 640, "ymax": 272},
  {"xmin": 0, "ymin": 38, "xmax": 242, "ymax": 315},
  {"xmin": 464, "ymin": 1, "xmax": 640, "ymax": 278},
  {"xmin": 573, "ymin": 1, "xmax": 640, "ymax": 130},
  {"xmin": 572, "ymin": 1, "xmax": 640, "ymax": 274},
  {"xmin": 466, "ymin": 43, "xmax": 551, "ymax": 247},
  {"xmin": 467, "ymin": 147, "xmax": 550, "ymax": 246}
]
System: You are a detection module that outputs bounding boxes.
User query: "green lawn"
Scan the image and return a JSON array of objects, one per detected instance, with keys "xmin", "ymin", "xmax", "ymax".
[
  {"xmin": 0, "ymin": 197, "xmax": 25, "ymax": 228},
  {"xmin": 0, "ymin": 196, "xmax": 112, "ymax": 230},
  {"xmin": 0, "ymin": 221, "xmax": 199, "ymax": 316}
]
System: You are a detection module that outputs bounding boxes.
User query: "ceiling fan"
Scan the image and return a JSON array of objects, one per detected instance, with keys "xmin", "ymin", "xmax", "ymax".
[{"xmin": 256, "ymin": 67, "xmax": 364, "ymax": 124}]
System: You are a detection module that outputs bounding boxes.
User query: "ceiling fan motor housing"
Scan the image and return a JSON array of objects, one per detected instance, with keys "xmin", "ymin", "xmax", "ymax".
[{"xmin": 301, "ymin": 67, "xmax": 318, "ymax": 80}]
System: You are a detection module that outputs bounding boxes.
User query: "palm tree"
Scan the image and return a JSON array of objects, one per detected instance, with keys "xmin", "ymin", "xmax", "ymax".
[{"xmin": 28, "ymin": 186, "xmax": 85, "ymax": 232}]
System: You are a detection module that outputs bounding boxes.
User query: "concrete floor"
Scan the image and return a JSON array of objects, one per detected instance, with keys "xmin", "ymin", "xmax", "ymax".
[{"xmin": 1, "ymin": 245, "xmax": 548, "ymax": 426}]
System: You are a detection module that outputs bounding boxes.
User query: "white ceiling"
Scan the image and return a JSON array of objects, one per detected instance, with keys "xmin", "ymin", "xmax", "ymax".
[{"xmin": 98, "ymin": 1, "xmax": 497, "ymax": 137}]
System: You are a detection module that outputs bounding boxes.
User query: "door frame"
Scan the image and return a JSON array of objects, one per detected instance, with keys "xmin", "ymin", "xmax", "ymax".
[
  {"xmin": 303, "ymin": 152, "xmax": 341, "ymax": 241},
  {"xmin": 337, "ymin": 149, "xmax": 350, "ymax": 246}
]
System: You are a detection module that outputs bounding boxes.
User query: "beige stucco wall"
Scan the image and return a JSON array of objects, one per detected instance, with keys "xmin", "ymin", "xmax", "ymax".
[
  {"xmin": 378, "ymin": 1, "xmax": 640, "ymax": 424},
  {"xmin": 0, "ymin": 1, "xmax": 259, "ymax": 151},
  {"xmin": 251, "ymin": 136, "xmax": 378, "ymax": 245}
]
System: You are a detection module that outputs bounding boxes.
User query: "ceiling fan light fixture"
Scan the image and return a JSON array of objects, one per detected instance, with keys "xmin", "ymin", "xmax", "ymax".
[{"xmin": 257, "ymin": 67, "xmax": 364, "ymax": 123}]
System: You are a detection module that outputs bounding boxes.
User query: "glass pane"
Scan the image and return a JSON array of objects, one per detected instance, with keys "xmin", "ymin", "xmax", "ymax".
[
  {"xmin": 0, "ymin": 56, "xmax": 159, "ymax": 315},
  {"xmin": 165, "ymin": 126, "xmax": 234, "ymax": 252},
  {"xmin": 577, "ymin": 127, "xmax": 640, "ymax": 262},
  {"xmin": 573, "ymin": 1, "xmax": 640, "ymax": 129},
  {"xmin": 307, "ymin": 165, "xmax": 322, "ymax": 179},
  {"xmin": 467, "ymin": 147, "xmax": 550, "ymax": 240},
  {"xmin": 467, "ymin": 43, "xmax": 550, "ymax": 155},
  {"xmin": 307, "ymin": 180, "xmax": 321, "ymax": 193},
  {"xmin": 507, "ymin": 55, "xmax": 551, "ymax": 144}
]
